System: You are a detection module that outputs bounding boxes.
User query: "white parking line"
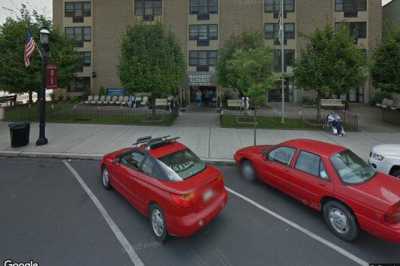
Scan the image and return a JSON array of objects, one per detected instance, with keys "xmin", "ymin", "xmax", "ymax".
[
  {"xmin": 226, "ymin": 187, "xmax": 369, "ymax": 266},
  {"xmin": 63, "ymin": 160, "xmax": 144, "ymax": 266}
]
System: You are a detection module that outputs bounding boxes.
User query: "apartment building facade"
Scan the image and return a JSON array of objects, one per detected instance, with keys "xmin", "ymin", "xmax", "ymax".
[{"xmin": 53, "ymin": 0, "xmax": 382, "ymax": 104}]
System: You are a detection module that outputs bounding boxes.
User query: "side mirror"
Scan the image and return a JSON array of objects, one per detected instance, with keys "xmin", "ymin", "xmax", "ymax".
[{"xmin": 112, "ymin": 157, "xmax": 120, "ymax": 164}]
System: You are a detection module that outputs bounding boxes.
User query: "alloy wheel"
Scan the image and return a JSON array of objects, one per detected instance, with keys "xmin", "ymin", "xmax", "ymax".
[
  {"xmin": 328, "ymin": 208, "xmax": 350, "ymax": 234},
  {"xmin": 151, "ymin": 209, "xmax": 165, "ymax": 238}
]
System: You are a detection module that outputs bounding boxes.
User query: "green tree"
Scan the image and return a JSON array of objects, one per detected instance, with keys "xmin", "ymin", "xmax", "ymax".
[
  {"xmin": 294, "ymin": 25, "xmax": 367, "ymax": 121},
  {"xmin": 119, "ymin": 23, "xmax": 186, "ymax": 116},
  {"xmin": 217, "ymin": 32, "xmax": 265, "ymax": 89},
  {"xmin": 0, "ymin": 5, "xmax": 80, "ymax": 103},
  {"xmin": 226, "ymin": 46, "xmax": 275, "ymax": 145},
  {"xmin": 371, "ymin": 27, "xmax": 400, "ymax": 95}
]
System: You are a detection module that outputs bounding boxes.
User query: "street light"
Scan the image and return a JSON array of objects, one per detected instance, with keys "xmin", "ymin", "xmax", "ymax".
[
  {"xmin": 36, "ymin": 27, "xmax": 50, "ymax": 146},
  {"xmin": 280, "ymin": 0, "xmax": 285, "ymax": 124}
]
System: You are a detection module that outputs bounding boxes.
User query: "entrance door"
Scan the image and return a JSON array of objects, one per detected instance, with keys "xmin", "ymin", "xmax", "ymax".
[{"xmin": 191, "ymin": 86, "xmax": 217, "ymax": 107}]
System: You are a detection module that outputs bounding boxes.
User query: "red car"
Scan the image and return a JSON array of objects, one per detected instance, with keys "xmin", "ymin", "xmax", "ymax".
[
  {"xmin": 234, "ymin": 139, "xmax": 400, "ymax": 243},
  {"xmin": 101, "ymin": 136, "xmax": 228, "ymax": 241}
]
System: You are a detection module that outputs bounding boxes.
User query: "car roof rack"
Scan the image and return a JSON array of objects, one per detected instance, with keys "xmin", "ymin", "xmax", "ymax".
[{"xmin": 133, "ymin": 135, "xmax": 181, "ymax": 150}]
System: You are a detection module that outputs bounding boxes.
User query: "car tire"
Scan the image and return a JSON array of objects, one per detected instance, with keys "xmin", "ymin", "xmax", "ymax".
[
  {"xmin": 101, "ymin": 166, "xmax": 112, "ymax": 190},
  {"xmin": 323, "ymin": 201, "xmax": 359, "ymax": 242},
  {"xmin": 391, "ymin": 168, "xmax": 400, "ymax": 178},
  {"xmin": 240, "ymin": 160, "xmax": 256, "ymax": 181},
  {"xmin": 150, "ymin": 204, "xmax": 168, "ymax": 242}
]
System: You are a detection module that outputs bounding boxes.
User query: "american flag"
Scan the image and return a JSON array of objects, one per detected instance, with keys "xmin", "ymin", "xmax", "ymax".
[{"xmin": 24, "ymin": 32, "xmax": 37, "ymax": 67}]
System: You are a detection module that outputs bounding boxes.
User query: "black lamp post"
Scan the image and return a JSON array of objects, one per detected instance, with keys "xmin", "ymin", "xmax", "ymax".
[{"xmin": 36, "ymin": 27, "xmax": 50, "ymax": 146}]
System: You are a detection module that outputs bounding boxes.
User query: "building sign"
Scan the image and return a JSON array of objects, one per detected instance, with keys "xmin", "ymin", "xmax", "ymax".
[
  {"xmin": 46, "ymin": 64, "xmax": 58, "ymax": 89},
  {"xmin": 107, "ymin": 88, "xmax": 125, "ymax": 96},
  {"xmin": 188, "ymin": 72, "xmax": 214, "ymax": 86}
]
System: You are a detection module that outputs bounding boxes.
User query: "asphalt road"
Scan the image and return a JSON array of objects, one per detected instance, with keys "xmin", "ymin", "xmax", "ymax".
[{"xmin": 0, "ymin": 157, "xmax": 399, "ymax": 266}]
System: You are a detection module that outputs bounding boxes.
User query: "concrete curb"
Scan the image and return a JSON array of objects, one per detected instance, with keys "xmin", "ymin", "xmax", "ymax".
[{"xmin": 0, "ymin": 151, "xmax": 236, "ymax": 165}]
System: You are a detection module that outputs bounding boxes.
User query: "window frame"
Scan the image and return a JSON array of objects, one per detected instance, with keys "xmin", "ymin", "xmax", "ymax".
[
  {"xmin": 284, "ymin": 23, "xmax": 295, "ymax": 40},
  {"xmin": 335, "ymin": 0, "xmax": 367, "ymax": 12},
  {"xmin": 64, "ymin": 1, "xmax": 91, "ymax": 18},
  {"xmin": 134, "ymin": 0, "xmax": 162, "ymax": 17},
  {"xmin": 189, "ymin": 50, "xmax": 218, "ymax": 67},
  {"xmin": 80, "ymin": 51, "xmax": 91, "ymax": 67},
  {"xmin": 264, "ymin": 0, "xmax": 295, "ymax": 13},
  {"xmin": 264, "ymin": 23, "xmax": 279, "ymax": 40},
  {"xmin": 190, "ymin": 0, "xmax": 218, "ymax": 15},
  {"xmin": 294, "ymin": 150, "xmax": 330, "ymax": 180},
  {"xmin": 119, "ymin": 150, "xmax": 146, "ymax": 170},
  {"xmin": 189, "ymin": 24, "xmax": 218, "ymax": 41},
  {"xmin": 267, "ymin": 146, "xmax": 296, "ymax": 166},
  {"xmin": 65, "ymin": 26, "xmax": 91, "ymax": 44}
]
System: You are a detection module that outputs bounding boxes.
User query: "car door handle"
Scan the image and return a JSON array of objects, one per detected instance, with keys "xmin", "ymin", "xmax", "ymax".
[{"xmin": 318, "ymin": 183, "xmax": 327, "ymax": 187}]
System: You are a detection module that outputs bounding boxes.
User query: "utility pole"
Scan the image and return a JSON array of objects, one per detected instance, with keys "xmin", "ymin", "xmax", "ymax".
[{"xmin": 280, "ymin": 0, "xmax": 285, "ymax": 124}]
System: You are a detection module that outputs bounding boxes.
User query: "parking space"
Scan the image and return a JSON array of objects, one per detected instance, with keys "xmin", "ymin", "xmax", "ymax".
[{"xmin": 1, "ymin": 157, "xmax": 399, "ymax": 266}]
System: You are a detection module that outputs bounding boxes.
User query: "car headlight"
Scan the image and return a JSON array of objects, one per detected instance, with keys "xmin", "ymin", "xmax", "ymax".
[{"xmin": 372, "ymin": 153, "xmax": 385, "ymax": 161}]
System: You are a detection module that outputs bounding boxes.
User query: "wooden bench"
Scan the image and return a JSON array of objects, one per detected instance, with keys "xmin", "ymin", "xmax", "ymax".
[
  {"xmin": 0, "ymin": 95, "xmax": 17, "ymax": 107},
  {"xmin": 376, "ymin": 98, "xmax": 394, "ymax": 109},
  {"xmin": 155, "ymin": 98, "xmax": 169, "ymax": 107},
  {"xmin": 226, "ymin": 99, "xmax": 242, "ymax": 110},
  {"xmin": 320, "ymin": 99, "xmax": 345, "ymax": 109}
]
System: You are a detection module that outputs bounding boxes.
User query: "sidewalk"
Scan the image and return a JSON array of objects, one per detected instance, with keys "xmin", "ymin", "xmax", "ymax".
[{"xmin": 1, "ymin": 121, "xmax": 399, "ymax": 162}]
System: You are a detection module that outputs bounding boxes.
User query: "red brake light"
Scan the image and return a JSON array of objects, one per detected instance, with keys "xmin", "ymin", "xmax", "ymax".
[
  {"xmin": 171, "ymin": 193, "xmax": 195, "ymax": 207},
  {"xmin": 384, "ymin": 202, "xmax": 400, "ymax": 224}
]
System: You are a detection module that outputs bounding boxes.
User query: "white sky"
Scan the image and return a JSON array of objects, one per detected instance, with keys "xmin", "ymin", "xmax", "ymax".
[
  {"xmin": 0, "ymin": 0, "xmax": 52, "ymax": 24},
  {"xmin": 0, "ymin": 0, "xmax": 395, "ymax": 25}
]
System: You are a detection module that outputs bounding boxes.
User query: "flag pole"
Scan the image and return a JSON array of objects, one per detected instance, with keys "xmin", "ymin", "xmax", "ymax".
[{"xmin": 280, "ymin": 0, "xmax": 285, "ymax": 124}]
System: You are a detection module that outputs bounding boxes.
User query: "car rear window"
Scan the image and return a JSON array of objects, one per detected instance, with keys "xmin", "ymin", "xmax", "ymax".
[
  {"xmin": 159, "ymin": 149, "xmax": 206, "ymax": 180},
  {"xmin": 331, "ymin": 150, "xmax": 376, "ymax": 184}
]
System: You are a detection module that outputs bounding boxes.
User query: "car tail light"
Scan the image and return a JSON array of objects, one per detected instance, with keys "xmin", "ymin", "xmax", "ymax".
[
  {"xmin": 216, "ymin": 175, "xmax": 224, "ymax": 182},
  {"xmin": 171, "ymin": 192, "xmax": 195, "ymax": 208},
  {"xmin": 384, "ymin": 202, "xmax": 400, "ymax": 224}
]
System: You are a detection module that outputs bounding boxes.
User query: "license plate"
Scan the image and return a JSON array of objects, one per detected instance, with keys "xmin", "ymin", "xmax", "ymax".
[{"xmin": 203, "ymin": 189, "xmax": 214, "ymax": 202}]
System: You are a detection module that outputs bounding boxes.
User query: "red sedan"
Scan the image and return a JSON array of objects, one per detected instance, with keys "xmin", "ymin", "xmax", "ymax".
[
  {"xmin": 234, "ymin": 139, "xmax": 400, "ymax": 243},
  {"xmin": 101, "ymin": 136, "xmax": 228, "ymax": 241}
]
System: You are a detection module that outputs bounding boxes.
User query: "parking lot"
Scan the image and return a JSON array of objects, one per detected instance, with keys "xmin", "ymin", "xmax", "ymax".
[{"xmin": 0, "ymin": 157, "xmax": 399, "ymax": 266}]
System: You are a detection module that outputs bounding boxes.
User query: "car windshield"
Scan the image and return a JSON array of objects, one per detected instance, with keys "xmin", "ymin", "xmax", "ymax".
[
  {"xmin": 159, "ymin": 149, "xmax": 206, "ymax": 180},
  {"xmin": 331, "ymin": 150, "xmax": 376, "ymax": 184}
]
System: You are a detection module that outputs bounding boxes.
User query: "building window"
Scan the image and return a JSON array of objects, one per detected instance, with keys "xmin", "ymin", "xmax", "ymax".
[
  {"xmin": 336, "ymin": 22, "xmax": 367, "ymax": 40},
  {"xmin": 134, "ymin": 0, "xmax": 162, "ymax": 20},
  {"xmin": 71, "ymin": 77, "xmax": 91, "ymax": 92},
  {"xmin": 265, "ymin": 23, "xmax": 295, "ymax": 42},
  {"xmin": 190, "ymin": 0, "xmax": 218, "ymax": 15},
  {"xmin": 335, "ymin": 0, "xmax": 367, "ymax": 12},
  {"xmin": 264, "ymin": 0, "xmax": 295, "ymax": 13},
  {"xmin": 284, "ymin": 23, "xmax": 295, "ymax": 39},
  {"xmin": 189, "ymin": 24, "xmax": 218, "ymax": 45},
  {"xmin": 65, "ymin": 2, "xmax": 91, "ymax": 20},
  {"xmin": 76, "ymin": 51, "xmax": 91, "ymax": 72},
  {"xmin": 65, "ymin": 27, "xmax": 91, "ymax": 47},
  {"xmin": 264, "ymin": 23, "xmax": 279, "ymax": 40},
  {"xmin": 189, "ymin": 50, "xmax": 217, "ymax": 71},
  {"xmin": 273, "ymin": 49, "xmax": 295, "ymax": 72},
  {"xmin": 81, "ymin": 51, "xmax": 91, "ymax": 67}
]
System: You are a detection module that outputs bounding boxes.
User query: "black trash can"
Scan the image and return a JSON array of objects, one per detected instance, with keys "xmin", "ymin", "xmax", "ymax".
[{"xmin": 9, "ymin": 122, "xmax": 30, "ymax": 148}]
